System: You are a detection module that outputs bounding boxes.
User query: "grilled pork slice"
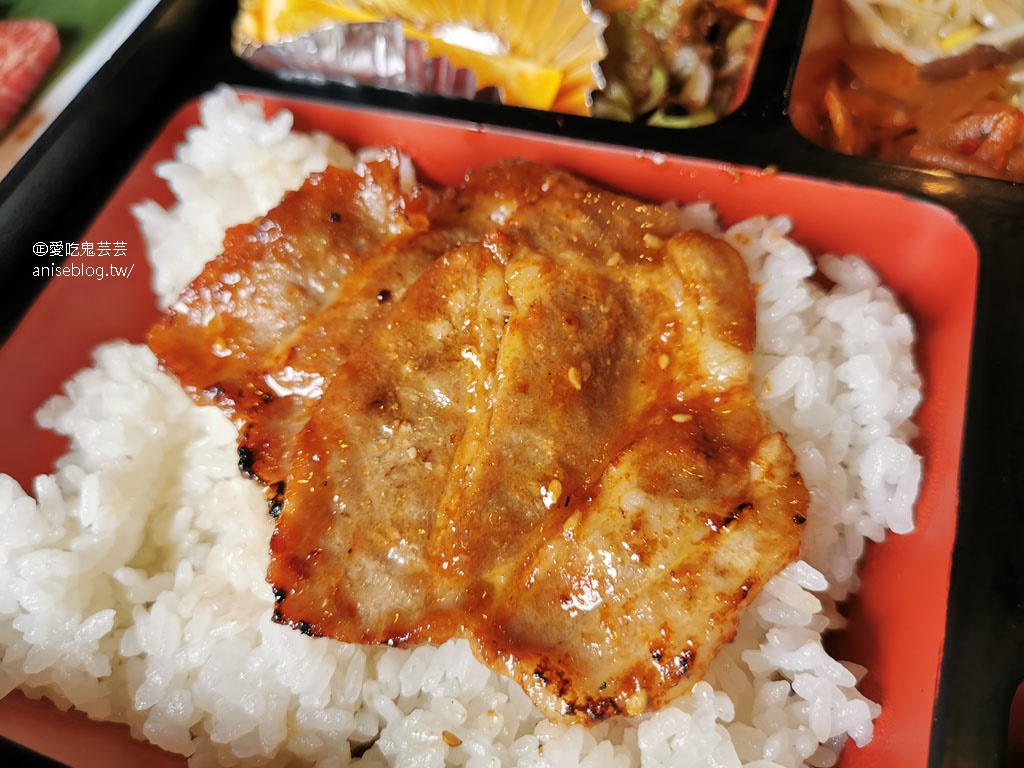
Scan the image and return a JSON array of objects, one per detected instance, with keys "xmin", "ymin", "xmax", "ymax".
[
  {"xmin": 150, "ymin": 152, "xmax": 581, "ymax": 501},
  {"xmin": 266, "ymin": 167, "xmax": 809, "ymax": 724},
  {"xmin": 149, "ymin": 151, "xmax": 430, "ymax": 492}
]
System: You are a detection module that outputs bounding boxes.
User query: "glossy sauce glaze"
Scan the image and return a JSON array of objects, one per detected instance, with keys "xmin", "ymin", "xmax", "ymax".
[{"xmin": 150, "ymin": 157, "xmax": 808, "ymax": 724}]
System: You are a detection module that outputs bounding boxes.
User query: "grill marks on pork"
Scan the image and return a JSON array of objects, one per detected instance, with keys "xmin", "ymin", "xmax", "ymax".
[
  {"xmin": 149, "ymin": 151, "xmax": 431, "ymax": 491},
  {"xmin": 149, "ymin": 153, "xmax": 575, "ymax": 495},
  {"xmin": 150, "ymin": 156, "xmax": 808, "ymax": 724},
  {"xmin": 272, "ymin": 242, "xmax": 514, "ymax": 638}
]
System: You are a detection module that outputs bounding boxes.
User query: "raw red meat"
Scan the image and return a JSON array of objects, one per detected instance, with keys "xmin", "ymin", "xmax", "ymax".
[{"xmin": 0, "ymin": 19, "xmax": 60, "ymax": 132}]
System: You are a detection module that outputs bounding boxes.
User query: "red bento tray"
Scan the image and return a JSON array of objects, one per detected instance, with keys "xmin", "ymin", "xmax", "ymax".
[{"xmin": 0, "ymin": 90, "xmax": 976, "ymax": 768}]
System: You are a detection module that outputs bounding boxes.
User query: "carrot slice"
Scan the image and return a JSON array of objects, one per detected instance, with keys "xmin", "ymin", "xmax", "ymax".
[
  {"xmin": 909, "ymin": 67, "xmax": 1009, "ymax": 129},
  {"xmin": 919, "ymin": 106, "xmax": 1008, "ymax": 148},
  {"xmin": 975, "ymin": 111, "xmax": 1022, "ymax": 169},
  {"xmin": 837, "ymin": 86, "xmax": 909, "ymax": 130},
  {"xmin": 824, "ymin": 78, "xmax": 857, "ymax": 154},
  {"xmin": 841, "ymin": 44, "xmax": 918, "ymax": 97},
  {"xmin": 909, "ymin": 142, "xmax": 1006, "ymax": 177}
]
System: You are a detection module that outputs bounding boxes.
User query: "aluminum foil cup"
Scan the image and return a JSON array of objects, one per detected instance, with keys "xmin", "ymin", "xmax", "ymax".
[
  {"xmin": 232, "ymin": 0, "xmax": 607, "ymax": 113},
  {"xmin": 237, "ymin": 21, "xmax": 481, "ymax": 101}
]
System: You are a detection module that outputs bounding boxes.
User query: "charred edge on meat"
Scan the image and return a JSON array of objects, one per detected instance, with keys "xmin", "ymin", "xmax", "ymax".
[
  {"xmin": 238, "ymin": 445, "xmax": 257, "ymax": 478},
  {"xmin": 723, "ymin": 501, "xmax": 753, "ymax": 527},
  {"xmin": 269, "ymin": 481, "xmax": 286, "ymax": 519}
]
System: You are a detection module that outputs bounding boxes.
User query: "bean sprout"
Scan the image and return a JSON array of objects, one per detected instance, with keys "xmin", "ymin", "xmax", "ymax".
[{"xmin": 845, "ymin": 0, "xmax": 1024, "ymax": 63}]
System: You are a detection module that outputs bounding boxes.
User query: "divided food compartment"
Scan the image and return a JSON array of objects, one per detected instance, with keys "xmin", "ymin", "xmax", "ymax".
[
  {"xmin": 0, "ymin": 87, "xmax": 977, "ymax": 767},
  {"xmin": 789, "ymin": 0, "xmax": 1024, "ymax": 184},
  {"xmin": 228, "ymin": 0, "xmax": 778, "ymax": 126}
]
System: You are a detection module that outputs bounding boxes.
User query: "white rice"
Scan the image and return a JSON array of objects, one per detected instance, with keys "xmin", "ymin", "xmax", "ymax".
[{"xmin": 0, "ymin": 86, "xmax": 922, "ymax": 767}]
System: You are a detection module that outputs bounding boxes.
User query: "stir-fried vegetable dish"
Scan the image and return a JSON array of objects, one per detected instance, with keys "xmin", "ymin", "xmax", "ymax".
[
  {"xmin": 793, "ymin": 0, "xmax": 1024, "ymax": 182},
  {"xmin": 591, "ymin": 0, "xmax": 767, "ymax": 126}
]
